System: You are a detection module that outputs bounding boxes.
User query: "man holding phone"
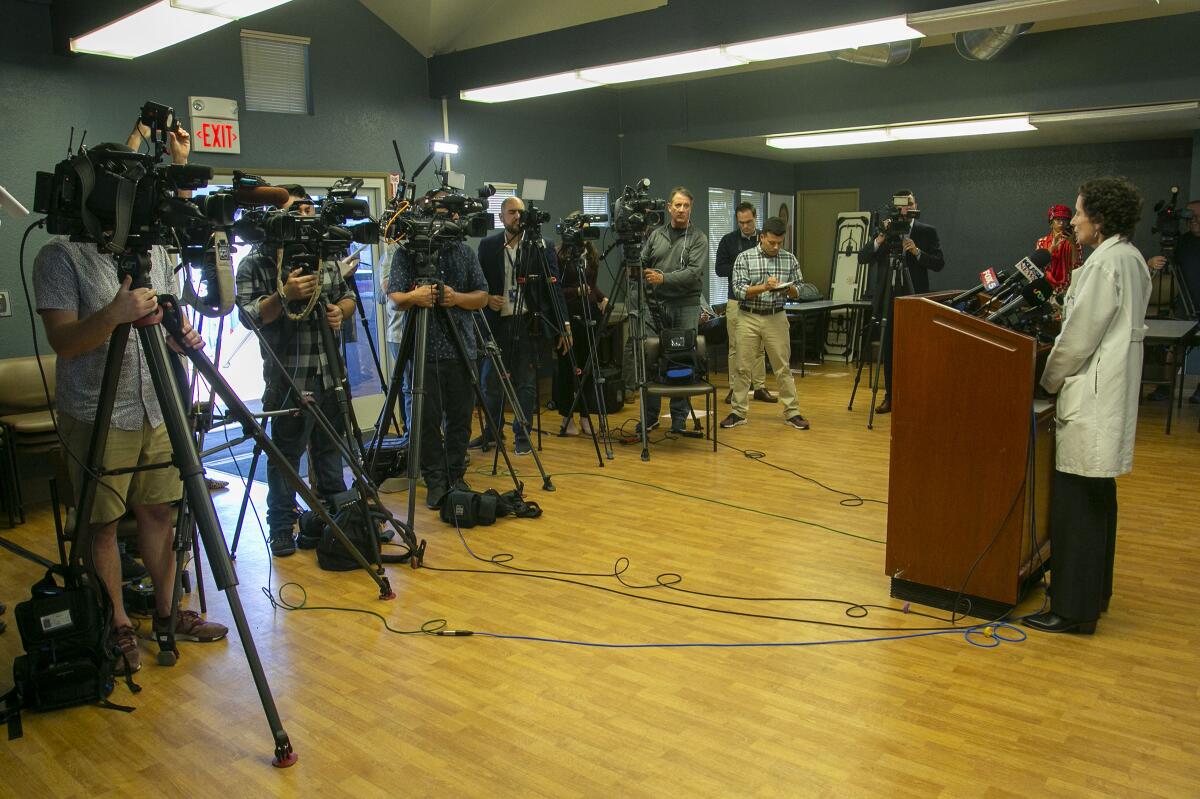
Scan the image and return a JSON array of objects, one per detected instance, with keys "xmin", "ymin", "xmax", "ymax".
[{"xmin": 235, "ymin": 186, "xmax": 358, "ymax": 556}]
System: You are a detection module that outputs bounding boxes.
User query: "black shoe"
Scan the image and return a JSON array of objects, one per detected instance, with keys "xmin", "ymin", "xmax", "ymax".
[
  {"xmin": 451, "ymin": 477, "xmax": 470, "ymax": 493},
  {"xmin": 1022, "ymin": 611, "xmax": 1096, "ymax": 634},
  {"xmin": 1190, "ymin": 392, "xmax": 1200, "ymax": 405},
  {"xmin": 875, "ymin": 397, "xmax": 892, "ymax": 415},
  {"xmin": 634, "ymin": 420, "xmax": 660, "ymax": 435},
  {"xmin": 720, "ymin": 413, "xmax": 747, "ymax": 429},
  {"xmin": 467, "ymin": 435, "xmax": 492, "ymax": 450},
  {"xmin": 426, "ymin": 481, "xmax": 448, "ymax": 509},
  {"xmin": 270, "ymin": 531, "xmax": 297, "ymax": 557},
  {"xmin": 1145, "ymin": 385, "xmax": 1170, "ymax": 401},
  {"xmin": 120, "ymin": 552, "xmax": 148, "ymax": 582},
  {"xmin": 1102, "ymin": 596, "xmax": 1111, "ymax": 613},
  {"xmin": 753, "ymin": 388, "xmax": 778, "ymax": 403}
]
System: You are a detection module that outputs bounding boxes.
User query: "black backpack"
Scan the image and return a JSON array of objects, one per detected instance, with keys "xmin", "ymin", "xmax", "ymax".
[
  {"xmin": 315, "ymin": 491, "xmax": 409, "ymax": 571},
  {"xmin": 3, "ymin": 569, "xmax": 135, "ymax": 739},
  {"xmin": 657, "ymin": 328, "xmax": 705, "ymax": 384}
]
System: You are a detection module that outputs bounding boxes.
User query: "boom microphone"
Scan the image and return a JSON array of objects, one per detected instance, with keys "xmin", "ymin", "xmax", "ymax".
[{"xmin": 233, "ymin": 184, "xmax": 291, "ymax": 208}]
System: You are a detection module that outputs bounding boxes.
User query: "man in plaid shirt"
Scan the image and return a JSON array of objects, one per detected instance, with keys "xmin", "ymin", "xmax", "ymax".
[
  {"xmin": 235, "ymin": 187, "xmax": 359, "ymax": 556},
  {"xmin": 721, "ymin": 216, "xmax": 810, "ymax": 430}
]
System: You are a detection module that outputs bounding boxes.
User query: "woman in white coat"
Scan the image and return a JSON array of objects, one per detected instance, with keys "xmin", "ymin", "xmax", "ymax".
[{"xmin": 1025, "ymin": 177, "xmax": 1151, "ymax": 635}]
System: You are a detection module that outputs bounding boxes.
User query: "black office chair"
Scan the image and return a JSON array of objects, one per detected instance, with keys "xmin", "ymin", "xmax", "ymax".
[{"xmin": 641, "ymin": 335, "xmax": 717, "ymax": 456}]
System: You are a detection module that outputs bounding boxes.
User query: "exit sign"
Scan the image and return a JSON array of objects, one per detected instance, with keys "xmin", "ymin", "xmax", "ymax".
[
  {"xmin": 193, "ymin": 118, "xmax": 240, "ymax": 153},
  {"xmin": 189, "ymin": 96, "xmax": 241, "ymax": 154}
]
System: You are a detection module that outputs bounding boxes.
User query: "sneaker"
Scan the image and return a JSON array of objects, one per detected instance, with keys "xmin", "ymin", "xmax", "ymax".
[
  {"xmin": 561, "ymin": 418, "xmax": 580, "ymax": 436},
  {"xmin": 720, "ymin": 413, "xmax": 747, "ymax": 428},
  {"xmin": 580, "ymin": 418, "xmax": 594, "ymax": 436},
  {"xmin": 785, "ymin": 415, "xmax": 811, "ymax": 430},
  {"xmin": 515, "ymin": 439, "xmax": 532, "ymax": 456},
  {"xmin": 155, "ymin": 610, "xmax": 228, "ymax": 643},
  {"xmin": 467, "ymin": 434, "xmax": 497, "ymax": 450},
  {"xmin": 270, "ymin": 531, "xmax": 297, "ymax": 557},
  {"xmin": 451, "ymin": 477, "xmax": 471, "ymax": 493},
  {"xmin": 205, "ymin": 477, "xmax": 229, "ymax": 491},
  {"xmin": 753, "ymin": 388, "xmax": 778, "ymax": 403},
  {"xmin": 1144, "ymin": 385, "xmax": 1170, "ymax": 402},
  {"xmin": 634, "ymin": 420, "xmax": 660, "ymax": 435},
  {"xmin": 111, "ymin": 624, "xmax": 142, "ymax": 674},
  {"xmin": 724, "ymin": 389, "xmax": 733, "ymax": 405},
  {"xmin": 669, "ymin": 424, "xmax": 687, "ymax": 435}
]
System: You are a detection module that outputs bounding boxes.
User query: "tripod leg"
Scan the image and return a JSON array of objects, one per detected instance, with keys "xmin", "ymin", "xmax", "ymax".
[
  {"xmin": 137, "ymin": 322, "xmax": 296, "ymax": 767},
  {"xmin": 229, "ymin": 443, "xmax": 263, "ymax": 557}
]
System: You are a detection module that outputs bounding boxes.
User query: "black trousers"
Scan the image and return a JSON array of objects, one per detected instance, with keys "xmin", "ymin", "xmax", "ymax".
[
  {"xmin": 554, "ymin": 313, "xmax": 599, "ymax": 416},
  {"xmin": 1049, "ymin": 469, "xmax": 1118, "ymax": 622},
  {"xmin": 419, "ymin": 358, "xmax": 474, "ymax": 490}
]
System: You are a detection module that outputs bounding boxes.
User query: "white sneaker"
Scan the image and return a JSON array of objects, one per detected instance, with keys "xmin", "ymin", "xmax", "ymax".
[
  {"xmin": 562, "ymin": 418, "xmax": 579, "ymax": 436},
  {"xmin": 580, "ymin": 418, "xmax": 594, "ymax": 436}
]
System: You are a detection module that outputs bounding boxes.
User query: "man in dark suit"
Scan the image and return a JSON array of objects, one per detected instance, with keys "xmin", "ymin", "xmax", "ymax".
[
  {"xmin": 857, "ymin": 191, "xmax": 944, "ymax": 414},
  {"xmin": 475, "ymin": 195, "xmax": 564, "ymax": 455}
]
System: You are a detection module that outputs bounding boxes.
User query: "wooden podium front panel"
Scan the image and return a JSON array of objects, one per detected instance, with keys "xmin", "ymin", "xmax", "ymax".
[{"xmin": 885, "ymin": 297, "xmax": 1039, "ymax": 605}]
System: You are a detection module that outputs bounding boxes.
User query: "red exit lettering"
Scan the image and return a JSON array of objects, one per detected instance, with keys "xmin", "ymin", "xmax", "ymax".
[{"xmin": 199, "ymin": 122, "xmax": 238, "ymax": 149}]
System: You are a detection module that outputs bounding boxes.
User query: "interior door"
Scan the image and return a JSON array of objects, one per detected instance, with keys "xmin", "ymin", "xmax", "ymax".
[{"xmin": 795, "ymin": 189, "xmax": 860, "ymax": 297}]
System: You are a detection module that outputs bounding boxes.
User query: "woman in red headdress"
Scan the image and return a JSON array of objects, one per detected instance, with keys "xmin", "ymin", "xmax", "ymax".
[{"xmin": 1038, "ymin": 204, "xmax": 1083, "ymax": 291}]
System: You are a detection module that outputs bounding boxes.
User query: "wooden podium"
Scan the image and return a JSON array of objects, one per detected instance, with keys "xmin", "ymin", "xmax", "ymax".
[{"xmin": 885, "ymin": 295, "xmax": 1054, "ymax": 617}]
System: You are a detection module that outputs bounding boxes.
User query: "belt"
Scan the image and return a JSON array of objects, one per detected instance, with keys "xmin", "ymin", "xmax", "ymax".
[{"xmin": 746, "ymin": 306, "xmax": 785, "ymax": 315}]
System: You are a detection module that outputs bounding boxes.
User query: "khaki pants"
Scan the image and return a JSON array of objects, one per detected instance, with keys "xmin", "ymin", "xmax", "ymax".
[
  {"xmin": 726, "ymin": 299, "xmax": 765, "ymax": 391},
  {"xmin": 731, "ymin": 310, "xmax": 798, "ymax": 419},
  {"xmin": 58, "ymin": 412, "xmax": 182, "ymax": 525}
]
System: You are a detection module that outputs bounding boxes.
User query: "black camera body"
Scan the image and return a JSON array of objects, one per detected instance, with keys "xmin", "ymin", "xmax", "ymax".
[
  {"xmin": 613, "ymin": 179, "xmax": 666, "ymax": 240},
  {"xmin": 880, "ymin": 191, "xmax": 920, "ymax": 239},
  {"xmin": 517, "ymin": 205, "xmax": 551, "ymax": 230},
  {"xmin": 1152, "ymin": 185, "xmax": 1195, "ymax": 259},
  {"xmin": 556, "ymin": 212, "xmax": 606, "ymax": 246}
]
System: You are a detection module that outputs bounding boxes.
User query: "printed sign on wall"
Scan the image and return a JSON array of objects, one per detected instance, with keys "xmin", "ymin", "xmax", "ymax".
[{"xmin": 189, "ymin": 96, "xmax": 241, "ymax": 155}]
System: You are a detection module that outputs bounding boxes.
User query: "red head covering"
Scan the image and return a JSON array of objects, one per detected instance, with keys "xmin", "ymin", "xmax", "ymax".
[{"xmin": 1048, "ymin": 204, "xmax": 1072, "ymax": 221}]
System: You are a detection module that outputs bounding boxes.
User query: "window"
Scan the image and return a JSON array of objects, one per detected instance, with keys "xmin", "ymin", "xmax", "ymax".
[
  {"xmin": 241, "ymin": 30, "xmax": 311, "ymax": 114},
  {"xmin": 582, "ymin": 186, "xmax": 610, "ymax": 225},
  {"xmin": 738, "ymin": 190, "xmax": 765, "ymax": 223},
  {"xmin": 707, "ymin": 188, "xmax": 736, "ymax": 305},
  {"xmin": 486, "ymin": 182, "xmax": 517, "ymax": 228}
]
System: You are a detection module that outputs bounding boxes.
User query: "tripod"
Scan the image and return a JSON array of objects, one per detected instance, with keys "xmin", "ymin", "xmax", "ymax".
[
  {"xmin": 848, "ymin": 235, "xmax": 910, "ymax": 430},
  {"xmin": 222, "ymin": 260, "xmax": 420, "ymax": 576},
  {"xmin": 67, "ymin": 253, "xmax": 295, "ymax": 767},
  {"xmin": 367, "ymin": 242, "xmax": 531, "ymax": 546},
  {"xmin": 554, "ymin": 243, "xmax": 615, "ymax": 461},
  {"xmin": 493, "ymin": 224, "xmax": 604, "ymax": 467}
]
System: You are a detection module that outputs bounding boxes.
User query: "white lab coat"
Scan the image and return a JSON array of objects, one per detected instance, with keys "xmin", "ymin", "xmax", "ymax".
[{"xmin": 1040, "ymin": 235, "xmax": 1151, "ymax": 478}]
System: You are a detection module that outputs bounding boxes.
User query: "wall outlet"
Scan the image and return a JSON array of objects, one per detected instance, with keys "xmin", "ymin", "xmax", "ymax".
[{"xmin": 0, "ymin": 290, "xmax": 9, "ymax": 317}]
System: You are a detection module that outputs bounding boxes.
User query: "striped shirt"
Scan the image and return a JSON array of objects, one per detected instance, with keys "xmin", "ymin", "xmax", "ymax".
[
  {"xmin": 731, "ymin": 246, "xmax": 803, "ymax": 312},
  {"xmin": 235, "ymin": 246, "xmax": 357, "ymax": 393}
]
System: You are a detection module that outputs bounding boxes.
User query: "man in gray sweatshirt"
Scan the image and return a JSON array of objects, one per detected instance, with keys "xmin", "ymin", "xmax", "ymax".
[{"xmin": 634, "ymin": 186, "xmax": 709, "ymax": 433}]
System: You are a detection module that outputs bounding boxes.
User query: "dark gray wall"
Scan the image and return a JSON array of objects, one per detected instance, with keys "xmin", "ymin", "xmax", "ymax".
[{"xmin": 795, "ymin": 139, "xmax": 1193, "ymax": 290}]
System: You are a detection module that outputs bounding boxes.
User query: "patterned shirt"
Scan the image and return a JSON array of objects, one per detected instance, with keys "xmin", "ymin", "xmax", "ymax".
[
  {"xmin": 33, "ymin": 239, "xmax": 178, "ymax": 430},
  {"xmin": 732, "ymin": 245, "xmax": 803, "ymax": 312},
  {"xmin": 235, "ymin": 245, "xmax": 357, "ymax": 393},
  {"xmin": 387, "ymin": 242, "xmax": 487, "ymax": 362}
]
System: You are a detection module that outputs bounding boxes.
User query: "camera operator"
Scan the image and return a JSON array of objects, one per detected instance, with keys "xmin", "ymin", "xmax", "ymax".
[
  {"xmin": 234, "ymin": 186, "xmax": 359, "ymax": 557},
  {"xmin": 858, "ymin": 191, "xmax": 944, "ymax": 415},
  {"xmin": 1147, "ymin": 199, "xmax": 1200, "ymax": 403},
  {"xmin": 555, "ymin": 238, "xmax": 608, "ymax": 435},
  {"xmin": 475, "ymin": 196, "xmax": 565, "ymax": 456},
  {"xmin": 387, "ymin": 199, "xmax": 489, "ymax": 508},
  {"xmin": 715, "ymin": 202, "xmax": 775, "ymax": 405},
  {"xmin": 33, "ymin": 122, "xmax": 227, "ymax": 675},
  {"xmin": 637, "ymin": 186, "xmax": 708, "ymax": 433}
]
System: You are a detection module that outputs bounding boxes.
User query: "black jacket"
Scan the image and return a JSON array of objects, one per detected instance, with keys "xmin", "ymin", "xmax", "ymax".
[
  {"xmin": 715, "ymin": 228, "xmax": 759, "ymax": 302},
  {"xmin": 477, "ymin": 230, "xmax": 562, "ymax": 339},
  {"xmin": 858, "ymin": 219, "xmax": 945, "ymax": 308}
]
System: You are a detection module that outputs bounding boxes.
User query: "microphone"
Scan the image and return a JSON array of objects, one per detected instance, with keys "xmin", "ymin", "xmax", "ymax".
[
  {"xmin": 981, "ymin": 249, "xmax": 1051, "ymax": 313},
  {"xmin": 0, "ymin": 184, "xmax": 29, "ymax": 218},
  {"xmin": 947, "ymin": 267, "xmax": 1009, "ymax": 309},
  {"xmin": 987, "ymin": 277, "xmax": 1053, "ymax": 323},
  {"xmin": 233, "ymin": 184, "xmax": 291, "ymax": 208}
]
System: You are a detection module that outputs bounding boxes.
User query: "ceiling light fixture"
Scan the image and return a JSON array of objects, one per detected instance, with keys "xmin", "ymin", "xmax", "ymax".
[
  {"xmin": 70, "ymin": 0, "xmax": 292, "ymax": 59},
  {"xmin": 766, "ymin": 115, "xmax": 1035, "ymax": 149},
  {"xmin": 460, "ymin": 14, "xmax": 927, "ymax": 103}
]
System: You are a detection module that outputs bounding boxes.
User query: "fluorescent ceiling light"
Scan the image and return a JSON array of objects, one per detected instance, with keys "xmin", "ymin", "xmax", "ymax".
[
  {"xmin": 725, "ymin": 16, "xmax": 922, "ymax": 61},
  {"xmin": 431, "ymin": 141, "xmax": 460, "ymax": 154},
  {"xmin": 888, "ymin": 116, "xmax": 1035, "ymax": 140},
  {"xmin": 71, "ymin": 1, "xmax": 226, "ymax": 58},
  {"xmin": 578, "ymin": 47, "xmax": 746, "ymax": 84},
  {"xmin": 1031, "ymin": 101, "xmax": 1200, "ymax": 125},
  {"xmin": 766, "ymin": 116, "xmax": 1034, "ymax": 149},
  {"xmin": 170, "ymin": 0, "xmax": 291, "ymax": 18},
  {"xmin": 70, "ymin": 0, "xmax": 293, "ymax": 58},
  {"xmin": 767, "ymin": 129, "xmax": 891, "ymax": 149},
  {"xmin": 460, "ymin": 71, "xmax": 600, "ymax": 103}
]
